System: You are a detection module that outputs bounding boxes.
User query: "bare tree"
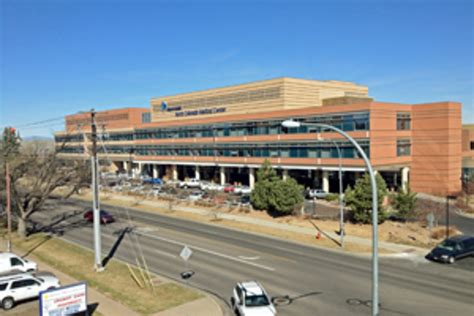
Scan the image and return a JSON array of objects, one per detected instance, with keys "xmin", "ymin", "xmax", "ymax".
[{"xmin": 6, "ymin": 140, "xmax": 91, "ymax": 238}]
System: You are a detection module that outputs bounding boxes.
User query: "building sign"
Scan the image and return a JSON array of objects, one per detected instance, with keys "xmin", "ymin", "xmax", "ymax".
[
  {"xmin": 40, "ymin": 282, "xmax": 88, "ymax": 316},
  {"xmin": 161, "ymin": 101, "xmax": 182, "ymax": 112},
  {"xmin": 175, "ymin": 107, "xmax": 226, "ymax": 117}
]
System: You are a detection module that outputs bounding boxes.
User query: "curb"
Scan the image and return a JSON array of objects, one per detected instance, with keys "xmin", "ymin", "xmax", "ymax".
[{"xmin": 455, "ymin": 210, "xmax": 474, "ymax": 220}]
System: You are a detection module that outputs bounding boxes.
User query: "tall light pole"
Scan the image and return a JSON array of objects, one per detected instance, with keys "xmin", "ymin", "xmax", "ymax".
[
  {"xmin": 90, "ymin": 110, "xmax": 103, "ymax": 272},
  {"xmin": 282, "ymin": 120, "xmax": 379, "ymax": 316},
  {"xmin": 329, "ymin": 139, "xmax": 345, "ymax": 247}
]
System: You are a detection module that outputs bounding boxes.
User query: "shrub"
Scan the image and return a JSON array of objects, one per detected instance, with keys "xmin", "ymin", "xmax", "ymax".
[
  {"xmin": 324, "ymin": 193, "xmax": 339, "ymax": 202},
  {"xmin": 392, "ymin": 185, "xmax": 417, "ymax": 220}
]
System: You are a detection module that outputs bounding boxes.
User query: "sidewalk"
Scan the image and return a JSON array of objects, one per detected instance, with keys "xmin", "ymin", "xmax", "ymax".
[{"xmin": 93, "ymin": 194, "xmax": 430, "ymax": 257}]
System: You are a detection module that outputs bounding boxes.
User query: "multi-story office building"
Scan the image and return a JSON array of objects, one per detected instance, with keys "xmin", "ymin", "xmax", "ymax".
[
  {"xmin": 55, "ymin": 77, "xmax": 465, "ymax": 196},
  {"xmin": 462, "ymin": 124, "xmax": 474, "ymax": 179}
]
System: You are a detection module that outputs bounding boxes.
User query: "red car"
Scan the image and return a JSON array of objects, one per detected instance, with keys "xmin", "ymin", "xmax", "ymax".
[
  {"xmin": 224, "ymin": 184, "xmax": 235, "ymax": 193},
  {"xmin": 84, "ymin": 210, "xmax": 115, "ymax": 225}
]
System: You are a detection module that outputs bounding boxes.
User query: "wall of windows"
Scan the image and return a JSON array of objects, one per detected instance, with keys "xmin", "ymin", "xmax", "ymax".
[
  {"xmin": 55, "ymin": 135, "xmax": 84, "ymax": 143},
  {"xmin": 99, "ymin": 133, "xmax": 134, "ymax": 141},
  {"xmin": 58, "ymin": 112, "xmax": 370, "ymax": 143},
  {"xmin": 57, "ymin": 146, "xmax": 84, "ymax": 154},
  {"xmin": 133, "ymin": 140, "xmax": 370, "ymax": 159},
  {"xmin": 134, "ymin": 112, "xmax": 370, "ymax": 140}
]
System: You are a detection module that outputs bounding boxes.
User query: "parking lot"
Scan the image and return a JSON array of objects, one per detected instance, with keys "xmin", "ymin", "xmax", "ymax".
[{"xmin": 99, "ymin": 174, "xmax": 253, "ymax": 210}]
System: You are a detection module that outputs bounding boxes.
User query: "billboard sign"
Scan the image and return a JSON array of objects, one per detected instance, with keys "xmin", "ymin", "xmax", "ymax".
[{"xmin": 39, "ymin": 282, "xmax": 88, "ymax": 316}]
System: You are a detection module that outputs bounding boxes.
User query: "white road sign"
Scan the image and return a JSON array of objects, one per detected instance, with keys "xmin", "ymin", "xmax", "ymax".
[
  {"xmin": 180, "ymin": 246, "xmax": 193, "ymax": 261},
  {"xmin": 40, "ymin": 282, "xmax": 87, "ymax": 316}
]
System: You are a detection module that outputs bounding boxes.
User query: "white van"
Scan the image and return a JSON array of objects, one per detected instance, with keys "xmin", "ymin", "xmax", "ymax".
[{"xmin": 0, "ymin": 253, "xmax": 37, "ymax": 274}]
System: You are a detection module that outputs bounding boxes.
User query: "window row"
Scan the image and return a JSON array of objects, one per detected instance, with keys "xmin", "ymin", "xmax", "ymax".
[
  {"xmin": 134, "ymin": 112, "xmax": 370, "ymax": 140},
  {"xmin": 58, "ymin": 141, "xmax": 370, "ymax": 159}
]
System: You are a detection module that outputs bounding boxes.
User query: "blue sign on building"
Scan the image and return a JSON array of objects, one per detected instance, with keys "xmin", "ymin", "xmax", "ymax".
[{"xmin": 161, "ymin": 101, "xmax": 168, "ymax": 112}]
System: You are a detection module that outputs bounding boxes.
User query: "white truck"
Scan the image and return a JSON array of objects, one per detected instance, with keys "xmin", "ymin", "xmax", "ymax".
[
  {"xmin": 179, "ymin": 178, "xmax": 201, "ymax": 189},
  {"xmin": 0, "ymin": 253, "xmax": 37, "ymax": 274}
]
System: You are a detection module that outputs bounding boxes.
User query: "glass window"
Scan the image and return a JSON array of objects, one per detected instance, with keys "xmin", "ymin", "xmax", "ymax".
[
  {"xmin": 10, "ymin": 258, "xmax": 23, "ymax": 267},
  {"xmin": 471, "ymin": 141, "xmax": 474, "ymax": 151},
  {"xmin": 397, "ymin": 113, "xmax": 411, "ymax": 130},
  {"xmin": 290, "ymin": 148, "xmax": 298, "ymax": 158},
  {"xmin": 11, "ymin": 280, "xmax": 29, "ymax": 289},
  {"xmin": 397, "ymin": 139, "xmax": 411, "ymax": 156}
]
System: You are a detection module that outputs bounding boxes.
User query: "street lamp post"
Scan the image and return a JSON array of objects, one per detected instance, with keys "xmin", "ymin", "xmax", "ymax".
[
  {"xmin": 331, "ymin": 140, "xmax": 345, "ymax": 247},
  {"xmin": 282, "ymin": 120, "xmax": 379, "ymax": 316}
]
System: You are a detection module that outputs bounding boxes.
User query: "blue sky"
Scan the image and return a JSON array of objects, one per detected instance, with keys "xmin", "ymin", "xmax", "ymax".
[{"xmin": 1, "ymin": 0, "xmax": 472, "ymax": 137}]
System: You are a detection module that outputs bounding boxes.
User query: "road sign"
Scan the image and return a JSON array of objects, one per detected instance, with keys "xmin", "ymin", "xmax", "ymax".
[
  {"xmin": 426, "ymin": 213, "xmax": 435, "ymax": 230},
  {"xmin": 40, "ymin": 282, "xmax": 87, "ymax": 316},
  {"xmin": 180, "ymin": 246, "xmax": 193, "ymax": 261}
]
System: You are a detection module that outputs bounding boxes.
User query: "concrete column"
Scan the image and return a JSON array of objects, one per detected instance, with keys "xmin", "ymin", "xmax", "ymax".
[
  {"xmin": 153, "ymin": 165, "xmax": 159, "ymax": 178},
  {"xmin": 402, "ymin": 167, "xmax": 410, "ymax": 191},
  {"xmin": 249, "ymin": 168, "xmax": 255, "ymax": 189},
  {"xmin": 220, "ymin": 166, "xmax": 226, "ymax": 185},
  {"xmin": 172, "ymin": 165, "xmax": 178, "ymax": 181},
  {"xmin": 282, "ymin": 169, "xmax": 289, "ymax": 181},
  {"xmin": 322, "ymin": 170, "xmax": 329, "ymax": 193},
  {"xmin": 195, "ymin": 165, "xmax": 200, "ymax": 180}
]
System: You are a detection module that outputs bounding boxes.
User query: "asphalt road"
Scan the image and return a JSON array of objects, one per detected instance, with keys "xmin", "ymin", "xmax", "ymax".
[{"xmin": 30, "ymin": 198, "xmax": 474, "ymax": 316}]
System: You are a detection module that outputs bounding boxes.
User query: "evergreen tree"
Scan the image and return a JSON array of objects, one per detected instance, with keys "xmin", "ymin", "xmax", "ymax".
[
  {"xmin": 269, "ymin": 178, "xmax": 304, "ymax": 215},
  {"xmin": 250, "ymin": 160, "xmax": 278, "ymax": 210},
  {"xmin": 393, "ymin": 185, "xmax": 417, "ymax": 220},
  {"xmin": 251, "ymin": 160, "xmax": 304, "ymax": 215},
  {"xmin": 345, "ymin": 173, "xmax": 388, "ymax": 224}
]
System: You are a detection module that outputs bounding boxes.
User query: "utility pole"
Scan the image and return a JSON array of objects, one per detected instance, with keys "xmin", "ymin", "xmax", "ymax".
[
  {"xmin": 90, "ymin": 109, "xmax": 103, "ymax": 271},
  {"xmin": 6, "ymin": 162, "xmax": 12, "ymax": 252}
]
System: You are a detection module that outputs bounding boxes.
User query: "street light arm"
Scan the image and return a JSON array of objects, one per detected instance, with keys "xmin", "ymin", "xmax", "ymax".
[{"xmin": 282, "ymin": 119, "xmax": 379, "ymax": 315}]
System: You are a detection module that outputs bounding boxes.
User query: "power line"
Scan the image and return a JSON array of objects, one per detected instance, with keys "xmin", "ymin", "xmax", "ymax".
[{"xmin": 14, "ymin": 116, "xmax": 65, "ymax": 128}]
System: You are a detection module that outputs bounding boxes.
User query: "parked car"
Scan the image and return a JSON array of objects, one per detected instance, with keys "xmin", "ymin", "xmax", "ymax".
[
  {"xmin": 224, "ymin": 184, "xmax": 235, "ymax": 193},
  {"xmin": 0, "ymin": 271, "xmax": 60, "ymax": 310},
  {"xmin": 240, "ymin": 186, "xmax": 252, "ymax": 195},
  {"xmin": 142, "ymin": 178, "xmax": 163, "ymax": 185},
  {"xmin": 199, "ymin": 181, "xmax": 211, "ymax": 190},
  {"xmin": 231, "ymin": 281, "xmax": 276, "ymax": 316},
  {"xmin": 0, "ymin": 253, "xmax": 37, "ymax": 274},
  {"xmin": 179, "ymin": 178, "xmax": 201, "ymax": 189},
  {"xmin": 240, "ymin": 195, "xmax": 251, "ymax": 206},
  {"xmin": 306, "ymin": 189, "xmax": 328, "ymax": 199},
  {"xmin": 188, "ymin": 191, "xmax": 204, "ymax": 201},
  {"xmin": 83, "ymin": 210, "xmax": 115, "ymax": 225},
  {"xmin": 426, "ymin": 235, "xmax": 474, "ymax": 264}
]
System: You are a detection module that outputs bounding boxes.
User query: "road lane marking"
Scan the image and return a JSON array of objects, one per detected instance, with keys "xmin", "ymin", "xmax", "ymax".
[
  {"xmin": 238, "ymin": 256, "xmax": 260, "ymax": 261},
  {"xmin": 154, "ymin": 249, "xmax": 178, "ymax": 258},
  {"xmin": 135, "ymin": 231, "xmax": 276, "ymax": 271}
]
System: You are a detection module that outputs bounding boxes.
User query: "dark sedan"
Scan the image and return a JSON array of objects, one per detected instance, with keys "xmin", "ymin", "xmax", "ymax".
[
  {"xmin": 83, "ymin": 210, "xmax": 115, "ymax": 225},
  {"xmin": 426, "ymin": 235, "xmax": 474, "ymax": 264}
]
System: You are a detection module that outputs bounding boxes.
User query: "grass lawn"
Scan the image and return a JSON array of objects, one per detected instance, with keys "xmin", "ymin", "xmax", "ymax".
[{"xmin": 8, "ymin": 233, "xmax": 202, "ymax": 315}]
